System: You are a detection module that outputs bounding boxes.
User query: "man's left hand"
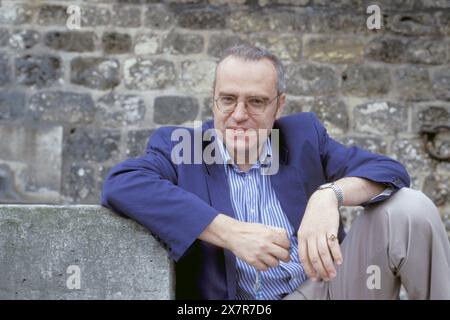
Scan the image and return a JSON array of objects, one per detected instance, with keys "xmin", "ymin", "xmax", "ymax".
[{"xmin": 297, "ymin": 189, "xmax": 343, "ymax": 282}]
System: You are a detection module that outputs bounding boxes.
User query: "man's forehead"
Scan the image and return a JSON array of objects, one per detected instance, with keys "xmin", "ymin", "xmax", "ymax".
[{"xmin": 215, "ymin": 56, "xmax": 278, "ymax": 89}]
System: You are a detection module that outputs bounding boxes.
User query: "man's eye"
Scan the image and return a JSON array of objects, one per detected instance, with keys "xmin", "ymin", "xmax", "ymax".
[
  {"xmin": 220, "ymin": 97, "xmax": 235, "ymax": 104},
  {"xmin": 249, "ymin": 98, "xmax": 265, "ymax": 106}
]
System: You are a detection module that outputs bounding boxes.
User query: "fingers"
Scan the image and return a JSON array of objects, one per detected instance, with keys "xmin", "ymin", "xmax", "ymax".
[
  {"xmin": 327, "ymin": 232, "xmax": 343, "ymax": 266},
  {"xmin": 271, "ymin": 227, "xmax": 290, "ymax": 250},
  {"xmin": 317, "ymin": 236, "xmax": 336, "ymax": 280},
  {"xmin": 306, "ymin": 237, "xmax": 328, "ymax": 281},
  {"xmin": 298, "ymin": 233, "xmax": 342, "ymax": 281},
  {"xmin": 298, "ymin": 237, "xmax": 317, "ymax": 281}
]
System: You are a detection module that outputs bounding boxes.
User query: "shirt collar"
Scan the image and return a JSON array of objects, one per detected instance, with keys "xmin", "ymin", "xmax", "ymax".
[{"xmin": 215, "ymin": 132, "xmax": 273, "ymax": 172}]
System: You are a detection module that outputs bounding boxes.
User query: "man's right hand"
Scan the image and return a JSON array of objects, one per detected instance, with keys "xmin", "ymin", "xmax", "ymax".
[{"xmin": 199, "ymin": 214, "xmax": 291, "ymax": 271}]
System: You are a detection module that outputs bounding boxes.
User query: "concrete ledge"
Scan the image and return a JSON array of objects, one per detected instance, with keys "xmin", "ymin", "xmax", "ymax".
[{"xmin": 0, "ymin": 205, "xmax": 175, "ymax": 299}]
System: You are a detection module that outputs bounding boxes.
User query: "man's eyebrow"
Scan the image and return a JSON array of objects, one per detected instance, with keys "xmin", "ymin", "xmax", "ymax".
[
  {"xmin": 217, "ymin": 91, "xmax": 237, "ymax": 96},
  {"xmin": 217, "ymin": 92, "xmax": 270, "ymax": 99}
]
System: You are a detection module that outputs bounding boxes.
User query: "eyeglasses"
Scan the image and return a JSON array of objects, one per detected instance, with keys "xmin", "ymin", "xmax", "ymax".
[{"xmin": 214, "ymin": 94, "xmax": 281, "ymax": 115}]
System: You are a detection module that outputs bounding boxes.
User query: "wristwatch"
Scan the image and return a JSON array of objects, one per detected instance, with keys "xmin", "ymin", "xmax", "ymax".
[{"xmin": 317, "ymin": 182, "xmax": 344, "ymax": 207}]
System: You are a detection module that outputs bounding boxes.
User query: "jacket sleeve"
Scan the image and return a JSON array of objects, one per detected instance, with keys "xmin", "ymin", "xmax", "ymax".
[
  {"xmin": 310, "ymin": 113, "xmax": 411, "ymax": 206},
  {"xmin": 101, "ymin": 127, "xmax": 219, "ymax": 262}
]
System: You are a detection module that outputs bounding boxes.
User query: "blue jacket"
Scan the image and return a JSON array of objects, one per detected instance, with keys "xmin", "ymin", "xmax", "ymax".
[{"xmin": 101, "ymin": 112, "xmax": 410, "ymax": 299}]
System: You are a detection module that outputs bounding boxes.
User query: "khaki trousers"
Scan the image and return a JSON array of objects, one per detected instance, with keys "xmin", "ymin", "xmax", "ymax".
[{"xmin": 284, "ymin": 188, "xmax": 450, "ymax": 300}]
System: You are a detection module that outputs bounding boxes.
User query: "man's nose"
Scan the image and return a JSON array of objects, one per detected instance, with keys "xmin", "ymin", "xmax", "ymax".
[{"xmin": 231, "ymin": 101, "xmax": 248, "ymax": 121}]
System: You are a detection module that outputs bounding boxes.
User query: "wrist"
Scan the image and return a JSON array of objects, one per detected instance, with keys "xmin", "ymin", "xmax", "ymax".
[{"xmin": 312, "ymin": 188, "xmax": 338, "ymax": 205}]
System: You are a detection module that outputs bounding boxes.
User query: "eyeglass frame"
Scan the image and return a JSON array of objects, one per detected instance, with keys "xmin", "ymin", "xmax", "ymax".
[{"xmin": 213, "ymin": 93, "xmax": 282, "ymax": 115}]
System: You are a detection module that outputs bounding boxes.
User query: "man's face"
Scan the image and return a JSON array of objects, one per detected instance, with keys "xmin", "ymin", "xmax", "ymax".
[{"xmin": 213, "ymin": 56, "xmax": 285, "ymax": 161}]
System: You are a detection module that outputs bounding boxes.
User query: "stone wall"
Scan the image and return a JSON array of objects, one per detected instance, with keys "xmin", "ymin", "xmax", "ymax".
[
  {"xmin": 0, "ymin": 0, "xmax": 449, "ymax": 233},
  {"xmin": 0, "ymin": 205, "xmax": 174, "ymax": 299}
]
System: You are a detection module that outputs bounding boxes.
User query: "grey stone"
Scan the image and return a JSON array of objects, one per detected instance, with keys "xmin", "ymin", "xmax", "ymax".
[
  {"xmin": 365, "ymin": 37, "xmax": 408, "ymax": 63},
  {"xmin": 176, "ymin": 5, "xmax": 225, "ymax": 30},
  {"xmin": 126, "ymin": 129, "xmax": 155, "ymax": 157},
  {"xmin": 423, "ymin": 174, "xmax": 449, "ymax": 207},
  {"xmin": 310, "ymin": 98, "xmax": 349, "ymax": 135},
  {"xmin": 0, "ymin": 164, "xmax": 21, "ymax": 202},
  {"xmin": 0, "ymin": 28, "xmax": 9, "ymax": 46},
  {"xmin": 15, "ymin": 55, "xmax": 62, "ymax": 88},
  {"xmin": 28, "ymin": 91, "xmax": 95, "ymax": 125},
  {"xmin": 353, "ymin": 101, "xmax": 408, "ymax": 135},
  {"xmin": 257, "ymin": 0, "xmax": 309, "ymax": 5},
  {"xmin": 61, "ymin": 164, "xmax": 97, "ymax": 204},
  {"xmin": 202, "ymin": 97, "xmax": 214, "ymax": 121},
  {"xmin": 336, "ymin": 136, "xmax": 388, "ymax": 154},
  {"xmin": 281, "ymin": 98, "xmax": 304, "ymax": 116},
  {"xmin": 341, "ymin": 65, "xmax": 391, "ymax": 97},
  {"xmin": 421, "ymin": 0, "xmax": 450, "ymax": 9},
  {"xmin": 391, "ymin": 139, "xmax": 435, "ymax": 174},
  {"xmin": 207, "ymin": 33, "xmax": 247, "ymax": 58},
  {"xmin": 387, "ymin": 13, "xmax": 439, "ymax": 36},
  {"xmin": 96, "ymin": 93, "xmax": 146, "ymax": 127},
  {"xmin": 313, "ymin": 0, "xmax": 364, "ymax": 8},
  {"xmin": 124, "ymin": 58, "xmax": 176, "ymax": 90},
  {"xmin": 405, "ymin": 38, "xmax": 448, "ymax": 65},
  {"xmin": 366, "ymin": 37, "xmax": 448, "ymax": 65},
  {"xmin": 432, "ymin": 66, "xmax": 450, "ymax": 101},
  {"xmin": 44, "ymin": 31, "xmax": 95, "ymax": 52},
  {"xmin": 180, "ymin": 60, "xmax": 216, "ymax": 93},
  {"xmin": 111, "ymin": 5, "xmax": 142, "ymax": 28},
  {"xmin": 228, "ymin": 9, "xmax": 308, "ymax": 33},
  {"xmin": 286, "ymin": 64, "xmax": 338, "ymax": 96},
  {"xmin": 0, "ymin": 91, "xmax": 26, "ymax": 121},
  {"xmin": 0, "ymin": 3, "xmax": 33, "ymax": 25},
  {"xmin": 65, "ymin": 128, "xmax": 121, "ymax": 163},
  {"xmin": 393, "ymin": 66, "xmax": 433, "ymax": 101},
  {"xmin": 134, "ymin": 33, "xmax": 160, "ymax": 55},
  {"xmin": 162, "ymin": 32, "xmax": 204, "ymax": 55},
  {"xmin": 0, "ymin": 125, "xmax": 63, "ymax": 201},
  {"xmin": 0, "ymin": 53, "xmax": 11, "ymax": 86},
  {"xmin": 8, "ymin": 30, "xmax": 40, "ymax": 50},
  {"xmin": 436, "ymin": 11, "xmax": 450, "ymax": 35},
  {"xmin": 154, "ymin": 96, "xmax": 199, "ymax": 124},
  {"xmin": 366, "ymin": 0, "xmax": 416, "ymax": 11},
  {"xmin": 71, "ymin": 58, "xmax": 120, "ymax": 91},
  {"xmin": 246, "ymin": 33, "xmax": 303, "ymax": 61},
  {"xmin": 412, "ymin": 104, "xmax": 450, "ymax": 133},
  {"xmin": 144, "ymin": 5, "xmax": 176, "ymax": 29},
  {"xmin": 102, "ymin": 32, "xmax": 132, "ymax": 54},
  {"xmin": 37, "ymin": 5, "xmax": 68, "ymax": 26},
  {"xmin": 80, "ymin": 6, "xmax": 111, "ymax": 27},
  {"xmin": 304, "ymin": 36, "xmax": 365, "ymax": 64},
  {"xmin": 309, "ymin": 12, "xmax": 367, "ymax": 34},
  {"xmin": 0, "ymin": 205, "xmax": 174, "ymax": 299}
]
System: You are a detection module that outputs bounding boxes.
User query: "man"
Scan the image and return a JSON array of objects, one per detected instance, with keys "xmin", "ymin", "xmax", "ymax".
[{"xmin": 101, "ymin": 45, "xmax": 450, "ymax": 300}]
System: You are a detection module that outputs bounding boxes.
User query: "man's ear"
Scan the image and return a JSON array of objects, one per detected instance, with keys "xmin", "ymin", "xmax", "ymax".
[{"xmin": 275, "ymin": 93, "xmax": 286, "ymax": 119}]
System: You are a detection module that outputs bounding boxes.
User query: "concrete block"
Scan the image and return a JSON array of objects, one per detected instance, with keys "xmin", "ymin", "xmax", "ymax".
[{"xmin": 0, "ymin": 205, "xmax": 174, "ymax": 299}]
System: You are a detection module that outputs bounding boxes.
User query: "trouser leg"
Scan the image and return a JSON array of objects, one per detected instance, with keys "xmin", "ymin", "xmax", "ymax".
[{"xmin": 284, "ymin": 187, "xmax": 450, "ymax": 300}]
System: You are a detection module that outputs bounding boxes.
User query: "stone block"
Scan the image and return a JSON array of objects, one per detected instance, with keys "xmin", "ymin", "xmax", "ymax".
[
  {"xmin": 28, "ymin": 91, "xmax": 95, "ymax": 125},
  {"xmin": 286, "ymin": 64, "xmax": 338, "ymax": 96},
  {"xmin": 96, "ymin": 93, "xmax": 146, "ymax": 127},
  {"xmin": 341, "ymin": 65, "xmax": 391, "ymax": 97},
  {"xmin": 0, "ymin": 91, "xmax": 25, "ymax": 121},
  {"xmin": 124, "ymin": 58, "xmax": 176, "ymax": 90},
  {"xmin": 0, "ymin": 205, "xmax": 174, "ymax": 299},
  {"xmin": 353, "ymin": 101, "xmax": 408, "ymax": 135},
  {"xmin": 15, "ymin": 55, "xmax": 62, "ymax": 88},
  {"xmin": 304, "ymin": 36, "xmax": 365, "ymax": 64},
  {"xmin": 71, "ymin": 58, "xmax": 120, "ymax": 90},
  {"xmin": 44, "ymin": 31, "xmax": 95, "ymax": 52},
  {"xmin": 154, "ymin": 96, "xmax": 199, "ymax": 124}
]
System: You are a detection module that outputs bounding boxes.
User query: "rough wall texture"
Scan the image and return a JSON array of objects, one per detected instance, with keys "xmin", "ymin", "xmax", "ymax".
[
  {"xmin": 0, "ymin": 205, "xmax": 174, "ymax": 299},
  {"xmin": 0, "ymin": 0, "xmax": 449, "ymax": 235}
]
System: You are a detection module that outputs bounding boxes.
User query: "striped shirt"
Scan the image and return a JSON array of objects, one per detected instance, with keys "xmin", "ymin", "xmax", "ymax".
[{"xmin": 217, "ymin": 138, "xmax": 307, "ymax": 300}]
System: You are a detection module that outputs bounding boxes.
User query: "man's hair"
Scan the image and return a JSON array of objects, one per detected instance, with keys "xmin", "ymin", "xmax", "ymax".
[{"xmin": 213, "ymin": 44, "xmax": 287, "ymax": 94}]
